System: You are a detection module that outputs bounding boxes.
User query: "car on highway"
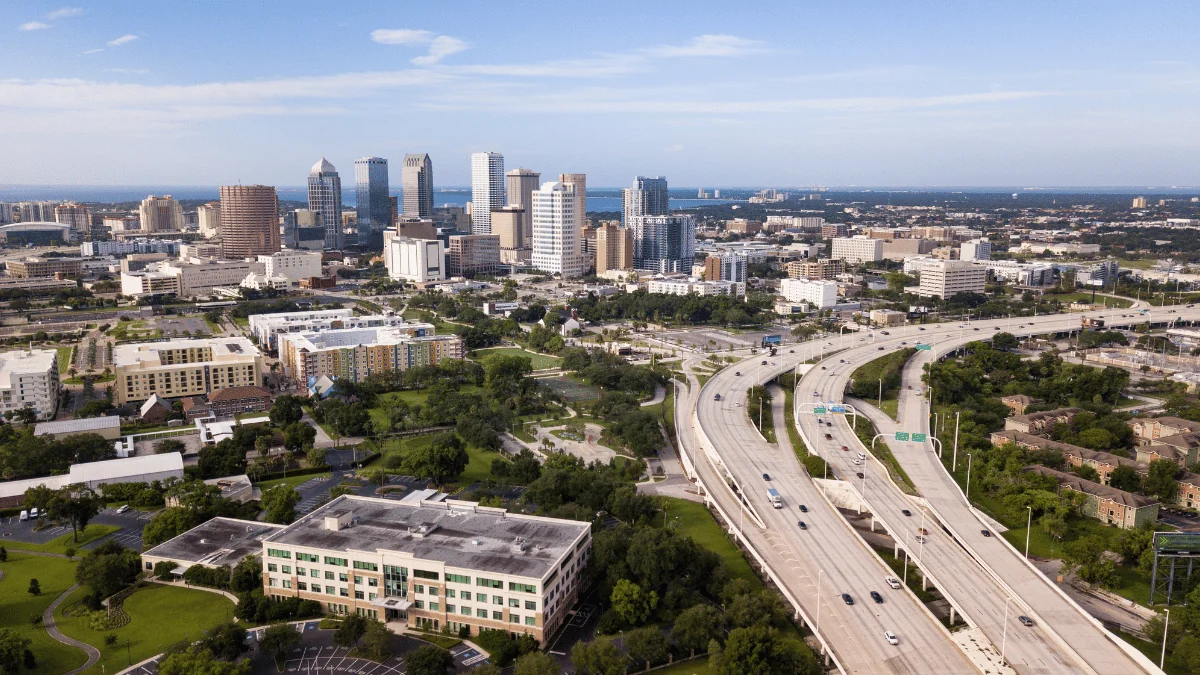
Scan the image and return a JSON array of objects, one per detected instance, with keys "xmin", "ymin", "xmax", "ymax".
[
  {"xmin": 824, "ymin": 433, "xmax": 832, "ymax": 440},
  {"xmin": 799, "ymin": 504, "xmax": 808, "ymax": 512},
  {"xmin": 789, "ymin": 349, "xmax": 794, "ymax": 353},
  {"xmin": 734, "ymin": 371, "xmax": 741, "ymax": 376},
  {"xmin": 1018, "ymin": 615, "xmax": 1034, "ymax": 627},
  {"xmin": 881, "ymin": 331, "xmax": 890, "ymax": 335},
  {"xmin": 814, "ymin": 390, "xmax": 820, "ymax": 396},
  {"xmin": 918, "ymin": 527, "xmax": 930, "ymax": 535},
  {"xmin": 856, "ymin": 472, "xmax": 864, "ymax": 479},
  {"xmin": 841, "ymin": 445, "xmax": 849, "ymax": 451},
  {"xmin": 870, "ymin": 591, "xmax": 884, "ymax": 604},
  {"xmin": 901, "ymin": 509, "xmax": 912, "ymax": 516},
  {"xmin": 842, "ymin": 593, "xmax": 854, "ymax": 605},
  {"xmin": 919, "ymin": 327, "xmax": 926, "ymax": 330},
  {"xmin": 852, "ymin": 459, "xmax": 863, "ymax": 465},
  {"xmin": 974, "ymin": 327, "xmax": 980, "ymax": 331},
  {"xmin": 714, "ymin": 393, "xmax": 722, "ymax": 401},
  {"xmin": 817, "ymin": 418, "xmax": 823, "ymax": 424},
  {"xmin": 798, "ymin": 521, "xmax": 807, "ymax": 530},
  {"xmin": 878, "ymin": 346, "xmax": 885, "ymax": 350},
  {"xmin": 915, "ymin": 535, "xmax": 926, "ymax": 544},
  {"xmin": 885, "ymin": 577, "xmax": 902, "ymax": 589},
  {"xmin": 884, "ymin": 631, "xmax": 899, "ymax": 645},
  {"xmin": 820, "ymin": 366, "xmax": 826, "ymax": 370},
  {"xmin": 981, "ymin": 529, "xmax": 992, "ymax": 537},
  {"xmin": 761, "ymin": 360, "xmax": 767, "ymax": 365},
  {"xmin": 856, "ymin": 451, "xmax": 866, "ymax": 459},
  {"xmin": 763, "ymin": 473, "xmax": 771, "ymax": 481}
]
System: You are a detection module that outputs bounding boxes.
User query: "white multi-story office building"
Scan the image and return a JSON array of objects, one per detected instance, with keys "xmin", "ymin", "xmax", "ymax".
[
  {"xmin": 402, "ymin": 154, "xmax": 434, "ymax": 219},
  {"xmin": 916, "ymin": 260, "xmax": 987, "ymax": 299},
  {"xmin": 981, "ymin": 260, "xmax": 1054, "ymax": 286},
  {"xmin": 385, "ymin": 235, "xmax": 445, "ymax": 283},
  {"xmin": 629, "ymin": 215, "xmax": 696, "ymax": 274},
  {"xmin": 960, "ymin": 238, "xmax": 992, "ymax": 261},
  {"xmin": 780, "ymin": 278, "xmax": 838, "ymax": 309},
  {"xmin": 308, "ymin": 158, "xmax": 343, "ymax": 249},
  {"xmin": 258, "ymin": 250, "xmax": 323, "ymax": 285},
  {"xmin": 470, "ymin": 152, "xmax": 505, "ymax": 235},
  {"xmin": 646, "ymin": 278, "xmax": 744, "ymax": 296},
  {"xmin": 831, "ymin": 236, "xmax": 884, "ymax": 264},
  {"xmin": 0, "ymin": 350, "xmax": 59, "ymax": 421},
  {"xmin": 81, "ymin": 239, "xmax": 182, "ymax": 257},
  {"xmin": 151, "ymin": 258, "xmax": 266, "ymax": 297},
  {"xmin": 531, "ymin": 182, "xmax": 588, "ymax": 278}
]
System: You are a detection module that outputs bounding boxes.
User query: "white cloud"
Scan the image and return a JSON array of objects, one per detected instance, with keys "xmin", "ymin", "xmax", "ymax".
[
  {"xmin": 47, "ymin": 7, "xmax": 83, "ymax": 20},
  {"xmin": 371, "ymin": 28, "xmax": 467, "ymax": 65},
  {"xmin": 82, "ymin": 48, "xmax": 103, "ymax": 55},
  {"xmin": 107, "ymin": 34, "xmax": 137, "ymax": 47},
  {"xmin": 370, "ymin": 29, "xmax": 433, "ymax": 46},
  {"xmin": 642, "ymin": 34, "xmax": 763, "ymax": 58},
  {"xmin": 20, "ymin": 21, "xmax": 51, "ymax": 31}
]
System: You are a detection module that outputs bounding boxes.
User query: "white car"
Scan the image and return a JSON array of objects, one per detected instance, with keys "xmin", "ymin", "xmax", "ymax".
[
  {"xmin": 852, "ymin": 459, "xmax": 863, "ymax": 465},
  {"xmin": 885, "ymin": 576, "xmax": 902, "ymax": 589},
  {"xmin": 856, "ymin": 452, "xmax": 866, "ymax": 460},
  {"xmin": 116, "ymin": 505, "xmax": 131, "ymax": 514},
  {"xmin": 884, "ymin": 631, "xmax": 899, "ymax": 645}
]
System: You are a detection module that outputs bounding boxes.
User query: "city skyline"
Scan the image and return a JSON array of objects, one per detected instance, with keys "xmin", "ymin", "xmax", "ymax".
[{"xmin": 4, "ymin": 1, "xmax": 1200, "ymax": 187}]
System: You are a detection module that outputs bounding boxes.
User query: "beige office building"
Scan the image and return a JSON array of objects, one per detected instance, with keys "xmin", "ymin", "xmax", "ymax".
[
  {"xmin": 158, "ymin": 258, "xmax": 266, "ymax": 297},
  {"xmin": 113, "ymin": 337, "xmax": 263, "ymax": 405},
  {"xmin": 197, "ymin": 202, "xmax": 222, "ymax": 239},
  {"xmin": 220, "ymin": 185, "xmax": 280, "ymax": 258},
  {"xmin": 490, "ymin": 206, "xmax": 525, "ymax": 250},
  {"xmin": 916, "ymin": 259, "xmax": 987, "ymax": 299},
  {"xmin": 54, "ymin": 202, "xmax": 92, "ymax": 235},
  {"xmin": 595, "ymin": 223, "xmax": 632, "ymax": 274},
  {"xmin": 505, "ymin": 169, "xmax": 540, "ymax": 241},
  {"xmin": 139, "ymin": 195, "xmax": 184, "ymax": 232},
  {"xmin": 261, "ymin": 495, "xmax": 590, "ymax": 641}
]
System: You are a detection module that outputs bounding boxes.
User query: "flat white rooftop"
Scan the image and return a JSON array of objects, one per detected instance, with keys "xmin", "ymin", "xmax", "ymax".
[{"xmin": 34, "ymin": 415, "xmax": 121, "ymax": 436}]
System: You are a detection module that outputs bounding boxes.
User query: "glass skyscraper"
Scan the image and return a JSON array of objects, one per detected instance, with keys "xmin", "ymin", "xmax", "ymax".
[
  {"xmin": 354, "ymin": 156, "xmax": 390, "ymax": 247},
  {"xmin": 402, "ymin": 153, "xmax": 434, "ymax": 218},
  {"xmin": 307, "ymin": 157, "xmax": 343, "ymax": 249},
  {"xmin": 622, "ymin": 176, "xmax": 669, "ymax": 225},
  {"xmin": 470, "ymin": 152, "xmax": 505, "ymax": 235}
]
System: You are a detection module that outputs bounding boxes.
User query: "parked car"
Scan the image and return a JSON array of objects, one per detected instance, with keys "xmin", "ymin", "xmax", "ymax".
[
  {"xmin": 116, "ymin": 505, "xmax": 131, "ymax": 514},
  {"xmin": 19, "ymin": 510, "xmax": 28, "ymax": 521}
]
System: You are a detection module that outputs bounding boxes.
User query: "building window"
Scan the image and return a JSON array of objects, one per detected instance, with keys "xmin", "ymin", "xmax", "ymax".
[
  {"xmin": 476, "ymin": 577, "xmax": 502, "ymax": 588},
  {"xmin": 476, "ymin": 593, "xmax": 487, "ymax": 602},
  {"xmin": 492, "ymin": 611, "xmax": 503, "ymax": 621},
  {"xmin": 446, "ymin": 589, "xmax": 456, "ymax": 599},
  {"xmin": 282, "ymin": 580, "xmax": 292, "ymax": 589},
  {"xmin": 355, "ymin": 591, "xmax": 364, "ymax": 600},
  {"xmin": 368, "ymin": 578, "xmax": 378, "ymax": 587},
  {"xmin": 429, "ymin": 602, "xmax": 439, "ymax": 612},
  {"xmin": 268, "ymin": 578, "xmax": 277, "ymax": 587},
  {"xmin": 353, "ymin": 561, "xmax": 378, "ymax": 571},
  {"xmin": 462, "ymin": 606, "xmax": 472, "ymax": 616},
  {"xmin": 510, "ymin": 615, "xmax": 520, "ymax": 624},
  {"xmin": 296, "ymin": 567, "xmax": 305, "ymax": 576},
  {"xmin": 508, "ymin": 598, "xmax": 519, "ymax": 608},
  {"xmin": 477, "ymin": 609, "xmax": 487, "ymax": 618},
  {"xmin": 354, "ymin": 576, "xmax": 363, "ymax": 585},
  {"xmin": 525, "ymin": 601, "xmax": 536, "ymax": 610},
  {"xmin": 447, "ymin": 604, "xmax": 456, "ymax": 613},
  {"xmin": 509, "ymin": 582, "xmax": 537, "ymax": 594},
  {"xmin": 326, "ymin": 586, "xmax": 335, "ymax": 595},
  {"xmin": 325, "ymin": 571, "xmax": 335, "ymax": 580},
  {"xmin": 447, "ymin": 573, "xmax": 471, "ymax": 584},
  {"xmin": 493, "ymin": 596, "xmax": 503, "ymax": 605},
  {"xmin": 413, "ymin": 569, "xmax": 439, "ymax": 581},
  {"xmin": 267, "ymin": 549, "xmax": 290, "ymax": 559},
  {"xmin": 525, "ymin": 616, "xmax": 536, "ymax": 626},
  {"xmin": 324, "ymin": 556, "xmax": 348, "ymax": 567},
  {"xmin": 414, "ymin": 584, "xmax": 424, "ymax": 594},
  {"xmin": 281, "ymin": 566, "xmax": 291, "ymax": 574},
  {"xmin": 415, "ymin": 600, "xmax": 425, "ymax": 610},
  {"xmin": 429, "ymin": 588, "xmax": 438, "ymax": 597},
  {"xmin": 339, "ymin": 573, "xmax": 348, "ymax": 583},
  {"xmin": 268, "ymin": 564, "xmax": 278, "ymax": 572},
  {"xmin": 298, "ymin": 582, "xmax": 307, "ymax": 591}
]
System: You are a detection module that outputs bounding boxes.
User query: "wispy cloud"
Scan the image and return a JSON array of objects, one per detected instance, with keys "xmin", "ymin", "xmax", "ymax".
[
  {"xmin": 107, "ymin": 34, "xmax": 137, "ymax": 47},
  {"xmin": 371, "ymin": 28, "xmax": 467, "ymax": 65},
  {"xmin": 20, "ymin": 21, "xmax": 51, "ymax": 31},
  {"xmin": 47, "ymin": 7, "xmax": 83, "ymax": 20},
  {"xmin": 642, "ymin": 34, "xmax": 764, "ymax": 58},
  {"xmin": 82, "ymin": 48, "xmax": 103, "ymax": 55}
]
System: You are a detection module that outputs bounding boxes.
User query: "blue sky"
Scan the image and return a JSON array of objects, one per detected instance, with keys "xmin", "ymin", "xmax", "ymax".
[{"xmin": 3, "ymin": 0, "xmax": 1199, "ymax": 187}]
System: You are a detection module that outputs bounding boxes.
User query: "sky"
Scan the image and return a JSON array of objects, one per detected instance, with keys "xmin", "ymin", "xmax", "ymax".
[{"xmin": 3, "ymin": 0, "xmax": 1200, "ymax": 188}]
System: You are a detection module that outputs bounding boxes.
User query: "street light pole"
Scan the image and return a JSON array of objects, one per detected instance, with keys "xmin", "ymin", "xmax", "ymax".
[
  {"xmin": 878, "ymin": 378, "xmax": 883, "ymax": 408},
  {"xmin": 1162, "ymin": 608, "xmax": 1171, "ymax": 670},
  {"xmin": 1025, "ymin": 506, "xmax": 1033, "ymax": 559},
  {"xmin": 952, "ymin": 411, "xmax": 960, "ymax": 471},
  {"xmin": 966, "ymin": 453, "xmax": 973, "ymax": 500},
  {"xmin": 1002, "ymin": 597, "xmax": 1012, "ymax": 660}
]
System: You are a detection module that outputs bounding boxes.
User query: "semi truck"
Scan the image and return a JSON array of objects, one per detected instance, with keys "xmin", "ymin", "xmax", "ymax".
[{"xmin": 767, "ymin": 488, "xmax": 783, "ymax": 508}]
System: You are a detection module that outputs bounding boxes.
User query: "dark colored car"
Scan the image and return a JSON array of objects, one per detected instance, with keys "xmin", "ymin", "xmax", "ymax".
[
  {"xmin": 981, "ymin": 529, "xmax": 992, "ymax": 537},
  {"xmin": 825, "ymin": 433, "xmax": 833, "ymax": 440},
  {"xmin": 842, "ymin": 593, "xmax": 854, "ymax": 605},
  {"xmin": 799, "ymin": 505, "xmax": 808, "ymax": 513},
  {"xmin": 798, "ymin": 521, "xmax": 807, "ymax": 530},
  {"xmin": 901, "ymin": 509, "xmax": 912, "ymax": 517},
  {"xmin": 1018, "ymin": 615, "xmax": 1034, "ymax": 627},
  {"xmin": 763, "ymin": 473, "xmax": 770, "ymax": 481},
  {"xmin": 761, "ymin": 360, "xmax": 767, "ymax": 365},
  {"xmin": 870, "ymin": 591, "xmax": 883, "ymax": 604},
  {"xmin": 881, "ymin": 331, "xmax": 890, "ymax": 335},
  {"xmin": 856, "ymin": 472, "xmax": 865, "ymax": 479}
]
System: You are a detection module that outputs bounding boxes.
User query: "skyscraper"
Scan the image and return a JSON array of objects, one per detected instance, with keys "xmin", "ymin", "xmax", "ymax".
[
  {"xmin": 532, "ymin": 182, "xmax": 587, "ymax": 278},
  {"xmin": 470, "ymin": 152, "xmax": 505, "ymax": 235},
  {"xmin": 629, "ymin": 214, "xmax": 696, "ymax": 274},
  {"xmin": 622, "ymin": 176, "xmax": 669, "ymax": 225},
  {"xmin": 307, "ymin": 158, "xmax": 343, "ymax": 249},
  {"xmin": 505, "ymin": 168, "xmax": 540, "ymax": 241},
  {"xmin": 596, "ymin": 223, "xmax": 633, "ymax": 275},
  {"xmin": 139, "ymin": 195, "xmax": 184, "ymax": 232},
  {"xmin": 558, "ymin": 173, "xmax": 587, "ymax": 231},
  {"xmin": 402, "ymin": 154, "xmax": 434, "ymax": 218},
  {"xmin": 54, "ymin": 202, "xmax": 91, "ymax": 236},
  {"xmin": 219, "ymin": 185, "xmax": 280, "ymax": 259},
  {"xmin": 197, "ymin": 202, "xmax": 221, "ymax": 239},
  {"xmin": 354, "ymin": 157, "xmax": 390, "ymax": 244}
]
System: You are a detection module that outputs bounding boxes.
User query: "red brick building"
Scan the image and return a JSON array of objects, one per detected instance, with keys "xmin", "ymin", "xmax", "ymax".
[{"xmin": 207, "ymin": 386, "xmax": 272, "ymax": 417}]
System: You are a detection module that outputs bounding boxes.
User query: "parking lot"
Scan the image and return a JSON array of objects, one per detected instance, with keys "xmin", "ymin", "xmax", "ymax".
[
  {"xmin": 0, "ymin": 505, "xmax": 151, "ymax": 551},
  {"xmin": 156, "ymin": 316, "xmax": 210, "ymax": 337}
]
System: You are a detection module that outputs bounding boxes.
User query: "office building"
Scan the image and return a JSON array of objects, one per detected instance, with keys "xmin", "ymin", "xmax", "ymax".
[
  {"xmin": 505, "ymin": 169, "xmax": 540, "ymax": 240},
  {"xmin": 559, "ymin": 174, "xmax": 587, "ymax": 231},
  {"xmin": 647, "ymin": 279, "xmax": 743, "ymax": 297},
  {"xmin": 54, "ymin": 202, "xmax": 91, "ymax": 235},
  {"xmin": 822, "ymin": 223, "xmax": 850, "ymax": 238},
  {"xmin": 258, "ymin": 250, "xmax": 323, "ymax": 285},
  {"xmin": 780, "ymin": 278, "xmax": 838, "ymax": 309},
  {"xmin": 786, "ymin": 258, "xmax": 844, "ymax": 280},
  {"xmin": 470, "ymin": 152, "xmax": 505, "ymax": 235},
  {"xmin": 629, "ymin": 214, "xmax": 696, "ymax": 274},
  {"xmin": 308, "ymin": 158, "xmax": 344, "ymax": 249},
  {"xmin": 0, "ymin": 349, "xmax": 59, "ymax": 421},
  {"xmin": 197, "ymin": 202, "xmax": 221, "ymax": 239},
  {"xmin": 250, "ymin": 309, "xmax": 432, "ymax": 353},
  {"xmin": 284, "ymin": 209, "xmax": 325, "ymax": 250},
  {"xmin": 139, "ymin": 195, "xmax": 184, "ymax": 233},
  {"xmin": 6, "ymin": 257, "xmax": 82, "ymax": 278},
  {"xmin": 703, "ymin": 252, "xmax": 748, "ymax": 283},
  {"xmin": 531, "ymin": 182, "xmax": 587, "ymax": 278},
  {"xmin": 916, "ymin": 259, "xmax": 987, "ymax": 299},
  {"xmin": 179, "ymin": 242, "xmax": 222, "ymax": 259},
  {"xmin": 961, "ymin": 239, "xmax": 992, "ymax": 261},
  {"xmin": 219, "ymin": 185, "xmax": 280, "ymax": 258},
  {"xmin": 258, "ymin": 495, "xmax": 590, "ymax": 640},
  {"xmin": 447, "ymin": 235, "xmax": 501, "ymax": 277},
  {"xmin": 280, "ymin": 326, "xmax": 463, "ymax": 383},
  {"xmin": 112, "ymin": 337, "xmax": 263, "ymax": 406},
  {"xmin": 160, "ymin": 258, "xmax": 266, "ymax": 297},
  {"xmin": 622, "ymin": 176, "xmax": 668, "ymax": 225},
  {"xmin": 1132, "ymin": 197, "xmax": 1148, "ymax": 209},
  {"xmin": 402, "ymin": 154, "xmax": 434, "ymax": 218},
  {"xmin": 881, "ymin": 239, "xmax": 938, "ymax": 261},
  {"xmin": 385, "ymin": 235, "xmax": 445, "ymax": 283},
  {"xmin": 595, "ymin": 223, "xmax": 633, "ymax": 275},
  {"xmin": 490, "ymin": 206, "xmax": 525, "ymax": 250},
  {"xmin": 831, "ymin": 236, "xmax": 883, "ymax": 264},
  {"xmin": 354, "ymin": 157, "xmax": 390, "ymax": 242}
]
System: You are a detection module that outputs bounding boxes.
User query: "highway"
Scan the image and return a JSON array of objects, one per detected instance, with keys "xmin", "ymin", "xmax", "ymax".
[{"xmin": 692, "ymin": 304, "xmax": 1198, "ymax": 674}]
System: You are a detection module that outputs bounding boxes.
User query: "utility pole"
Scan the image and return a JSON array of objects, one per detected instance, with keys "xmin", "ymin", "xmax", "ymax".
[
  {"xmin": 952, "ymin": 411, "xmax": 960, "ymax": 471},
  {"xmin": 878, "ymin": 378, "xmax": 883, "ymax": 408},
  {"xmin": 966, "ymin": 453, "xmax": 973, "ymax": 500},
  {"xmin": 1025, "ymin": 506, "xmax": 1033, "ymax": 559}
]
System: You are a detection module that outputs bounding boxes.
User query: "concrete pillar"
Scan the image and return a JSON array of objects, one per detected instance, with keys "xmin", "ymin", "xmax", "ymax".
[
  {"xmin": 824, "ymin": 652, "xmax": 831, "ymax": 666},
  {"xmin": 870, "ymin": 518, "xmax": 875, "ymax": 532},
  {"xmin": 894, "ymin": 542, "xmax": 899, "ymax": 558},
  {"xmin": 949, "ymin": 606, "xmax": 956, "ymax": 625},
  {"xmin": 922, "ymin": 574, "xmax": 928, "ymax": 591}
]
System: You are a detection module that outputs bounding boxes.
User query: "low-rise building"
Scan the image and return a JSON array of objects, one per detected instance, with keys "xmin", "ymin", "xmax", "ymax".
[
  {"xmin": 279, "ymin": 326, "xmax": 463, "ymax": 384},
  {"xmin": 1139, "ymin": 432, "xmax": 1200, "ymax": 467},
  {"xmin": 780, "ymin": 278, "xmax": 838, "ymax": 309},
  {"xmin": 645, "ymin": 278, "xmax": 744, "ymax": 297},
  {"xmin": 250, "ymin": 310, "xmax": 432, "ymax": 354},
  {"xmin": 258, "ymin": 495, "xmax": 591, "ymax": 640},
  {"xmin": 207, "ymin": 385, "xmax": 273, "ymax": 417},
  {"xmin": 1000, "ymin": 395, "xmax": 1040, "ymax": 416},
  {"xmin": 0, "ymin": 453, "xmax": 185, "ymax": 509},
  {"xmin": 1129, "ymin": 417, "xmax": 1200, "ymax": 445},
  {"xmin": 141, "ymin": 517, "xmax": 286, "ymax": 574},
  {"xmin": 868, "ymin": 309, "xmax": 906, "ymax": 327},
  {"xmin": 6, "ymin": 257, "xmax": 82, "ymax": 278},
  {"xmin": 831, "ymin": 236, "xmax": 883, "ymax": 264},
  {"xmin": 113, "ymin": 337, "xmax": 263, "ymax": 406},
  {"xmin": 992, "ymin": 431, "xmax": 1145, "ymax": 485},
  {"xmin": 33, "ymin": 415, "xmax": 121, "ymax": 441},
  {"xmin": 1003, "ymin": 407, "xmax": 1082, "ymax": 435},
  {"xmin": 1026, "ymin": 465, "xmax": 1158, "ymax": 530},
  {"xmin": 0, "ymin": 349, "xmax": 59, "ymax": 421},
  {"xmin": 916, "ymin": 259, "xmax": 987, "ymax": 299}
]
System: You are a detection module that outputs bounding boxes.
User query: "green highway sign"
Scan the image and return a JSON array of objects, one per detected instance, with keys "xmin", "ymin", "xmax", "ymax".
[
  {"xmin": 894, "ymin": 432, "xmax": 910, "ymax": 441},
  {"xmin": 814, "ymin": 407, "xmax": 827, "ymax": 414},
  {"xmin": 916, "ymin": 344, "xmax": 932, "ymax": 351},
  {"xmin": 912, "ymin": 433, "xmax": 928, "ymax": 442}
]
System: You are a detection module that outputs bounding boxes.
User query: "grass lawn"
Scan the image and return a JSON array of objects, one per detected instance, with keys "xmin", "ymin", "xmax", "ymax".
[
  {"xmin": 472, "ymin": 347, "xmax": 563, "ymax": 371},
  {"xmin": 851, "ymin": 416, "xmax": 916, "ymax": 495},
  {"xmin": 55, "ymin": 346, "xmax": 74, "ymax": 374},
  {"xmin": 373, "ymin": 433, "xmax": 505, "ymax": 487},
  {"xmin": 750, "ymin": 395, "xmax": 777, "ymax": 444},
  {"xmin": 0, "ymin": 552, "xmax": 89, "ymax": 675},
  {"xmin": 255, "ymin": 473, "xmax": 329, "ymax": 491},
  {"xmin": 56, "ymin": 583, "xmax": 236, "ymax": 675},
  {"xmin": 401, "ymin": 308, "xmax": 457, "ymax": 334},
  {"xmin": 1116, "ymin": 258, "xmax": 1157, "ymax": 271},
  {"xmin": 1042, "ymin": 292, "xmax": 1133, "ymax": 309},
  {"xmin": 879, "ymin": 397, "xmax": 899, "ymax": 421},
  {"xmin": 231, "ymin": 316, "xmax": 249, "ymax": 328},
  {"xmin": 647, "ymin": 658, "xmax": 714, "ymax": 675},
  {"xmin": 0, "ymin": 524, "xmax": 121, "ymax": 555},
  {"xmin": 366, "ymin": 386, "xmax": 482, "ymax": 429}
]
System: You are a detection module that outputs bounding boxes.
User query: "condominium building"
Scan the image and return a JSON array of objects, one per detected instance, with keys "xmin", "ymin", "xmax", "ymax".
[
  {"xmin": 402, "ymin": 154, "xmax": 434, "ymax": 218},
  {"xmin": 384, "ymin": 235, "xmax": 445, "ymax": 283},
  {"xmin": 139, "ymin": 195, "xmax": 184, "ymax": 232},
  {"xmin": 505, "ymin": 169, "xmax": 540, "ymax": 241},
  {"xmin": 308, "ymin": 158, "xmax": 343, "ymax": 249},
  {"xmin": 0, "ymin": 350, "xmax": 59, "ymax": 421},
  {"xmin": 531, "ymin": 182, "xmax": 588, "ymax": 278},
  {"xmin": 821, "ymin": 223, "xmax": 849, "ymax": 238},
  {"xmin": 258, "ymin": 250, "xmax": 323, "ymax": 285},
  {"xmin": 780, "ymin": 278, "xmax": 839, "ymax": 309},
  {"xmin": 81, "ymin": 239, "xmax": 181, "ymax": 257},
  {"xmin": 703, "ymin": 252, "xmax": 748, "ymax": 283},
  {"xmin": 446, "ymin": 235, "xmax": 501, "ymax": 277},
  {"xmin": 961, "ymin": 238, "xmax": 992, "ymax": 261},
  {"xmin": 470, "ymin": 152, "xmax": 505, "ymax": 235},
  {"xmin": 646, "ymin": 279, "xmax": 743, "ymax": 296},
  {"xmin": 219, "ymin": 185, "xmax": 280, "ymax": 258},
  {"xmin": 279, "ymin": 326, "xmax": 463, "ymax": 383},
  {"xmin": 6, "ymin": 257, "xmax": 82, "ymax": 278},
  {"xmin": 915, "ymin": 259, "xmax": 987, "ymax": 299},
  {"xmin": 113, "ymin": 337, "xmax": 263, "ymax": 406},
  {"xmin": 786, "ymin": 258, "xmax": 844, "ymax": 280},
  {"xmin": 595, "ymin": 223, "xmax": 633, "ymax": 275},
  {"xmin": 54, "ymin": 202, "xmax": 92, "ymax": 235},
  {"xmin": 354, "ymin": 157, "xmax": 390, "ymax": 242},
  {"xmin": 260, "ymin": 495, "xmax": 590, "ymax": 640},
  {"xmin": 621, "ymin": 176, "xmax": 668, "ymax": 225},
  {"xmin": 831, "ymin": 236, "xmax": 883, "ymax": 264},
  {"xmin": 250, "ymin": 309, "xmax": 433, "ymax": 353},
  {"xmin": 629, "ymin": 214, "xmax": 696, "ymax": 274},
  {"xmin": 197, "ymin": 202, "xmax": 221, "ymax": 239},
  {"xmin": 558, "ymin": 174, "xmax": 587, "ymax": 231}
]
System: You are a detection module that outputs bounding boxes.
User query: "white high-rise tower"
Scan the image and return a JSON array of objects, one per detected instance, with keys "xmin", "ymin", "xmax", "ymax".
[
  {"xmin": 470, "ymin": 152, "xmax": 505, "ymax": 235},
  {"xmin": 531, "ymin": 181, "xmax": 588, "ymax": 278}
]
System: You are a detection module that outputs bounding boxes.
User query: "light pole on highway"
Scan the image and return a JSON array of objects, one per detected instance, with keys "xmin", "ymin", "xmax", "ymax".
[
  {"xmin": 1025, "ymin": 506, "xmax": 1033, "ymax": 559},
  {"xmin": 952, "ymin": 411, "xmax": 961, "ymax": 471},
  {"xmin": 902, "ymin": 547, "xmax": 909, "ymax": 586},
  {"xmin": 1162, "ymin": 608, "xmax": 1171, "ymax": 670},
  {"xmin": 966, "ymin": 453, "xmax": 973, "ymax": 500},
  {"xmin": 1001, "ymin": 596, "xmax": 1013, "ymax": 660},
  {"xmin": 816, "ymin": 568, "xmax": 824, "ymax": 639},
  {"xmin": 877, "ymin": 378, "xmax": 882, "ymax": 408}
]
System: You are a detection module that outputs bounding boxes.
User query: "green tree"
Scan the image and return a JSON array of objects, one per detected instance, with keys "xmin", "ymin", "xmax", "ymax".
[
  {"xmin": 714, "ymin": 625, "xmax": 818, "ymax": 675},
  {"xmin": 570, "ymin": 638, "xmax": 625, "ymax": 675},
  {"xmin": 47, "ymin": 485, "xmax": 104, "ymax": 542},
  {"xmin": 306, "ymin": 447, "xmax": 327, "ymax": 468},
  {"xmin": 262, "ymin": 485, "xmax": 301, "ymax": 525},
  {"xmin": 27, "ymin": 579, "xmax": 40, "ymax": 596},
  {"xmin": 359, "ymin": 620, "xmax": 393, "ymax": 661},
  {"xmin": 333, "ymin": 614, "xmax": 368, "ymax": 648},
  {"xmin": 1109, "ymin": 464, "xmax": 1142, "ymax": 493},
  {"xmin": 0, "ymin": 629, "xmax": 32, "ymax": 675},
  {"xmin": 625, "ymin": 626, "xmax": 670, "ymax": 670},
  {"xmin": 284, "ymin": 422, "xmax": 317, "ymax": 451},
  {"xmin": 513, "ymin": 651, "xmax": 560, "ymax": 675},
  {"xmin": 1064, "ymin": 535, "xmax": 1118, "ymax": 587},
  {"xmin": 259, "ymin": 624, "xmax": 301, "ymax": 661},
  {"xmin": 159, "ymin": 645, "xmax": 251, "ymax": 675},
  {"xmin": 1071, "ymin": 463, "xmax": 1100, "ymax": 482},
  {"xmin": 75, "ymin": 540, "xmax": 140, "ymax": 597},
  {"xmin": 672, "ymin": 604, "xmax": 724, "ymax": 656},
  {"xmin": 992, "ymin": 332, "xmax": 1019, "ymax": 350},
  {"xmin": 200, "ymin": 623, "xmax": 249, "ymax": 662},
  {"xmin": 270, "ymin": 395, "xmax": 305, "ymax": 426},
  {"xmin": 1145, "ymin": 459, "xmax": 1180, "ymax": 502},
  {"xmin": 403, "ymin": 433, "xmax": 469, "ymax": 485},
  {"xmin": 468, "ymin": 664, "xmax": 503, "ymax": 675},
  {"xmin": 610, "ymin": 578, "xmax": 658, "ymax": 626},
  {"xmin": 405, "ymin": 645, "xmax": 454, "ymax": 675}
]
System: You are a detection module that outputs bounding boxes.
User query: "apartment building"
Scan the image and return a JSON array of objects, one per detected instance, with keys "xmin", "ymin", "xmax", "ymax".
[
  {"xmin": 786, "ymin": 258, "xmax": 844, "ymax": 280},
  {"xmin": 915, "ymin": 259, "xmax": 987, "ymax": 299},
  {"xmin": 259, "ymin": 250, "xmax": 323, "ymax": 285},
  {"xmin": 1026, "ymin": 466, "xmax": 1158, "ymax": 530},
  {"xmin": 1129, "ymin": 417, "xmax": 1200, "ymax": 445},
  {"xmin": 0, "ymin": 350, "xmax": 60, "ymax": 421},
  {"xmin": 252, "ymin": 310, "xmax": 434, "ymax": 354},
  {"xmin": 991, "ymin": 430, "xmax": 1144, "ymax": 485},
  {"xmin": 1003, "ymin": 407, "xmax": 1082, "ymax": 435},
  {"xmin": 646, "ymin": 278, "xmax": 744, "ymax": 297},
  {"xmin": 830, "ymin": 236, "xmax": 883, "ymax": 264},
  {"xmin": 279, "ymin": 326, "xmax": 463, "ymax": 383},
  {"xmin": 7, "ymin": 257, "xmax": 82, "ymax": 278},
  {"xmin": 260, "ymin": 495, "xmax": 591, "ymax": 641},
  {"xmin": 821, "ymin": 223, "xmax": 849, "ymax": 238},
  {"xmin": 113, "ymin": 337, "xmax": 263, "ymax": 406},
  {"xmin": 1137, "ymin": 432, "xmax": 1200, "ymax": 467},
  {"xmin": 780, "ymin": 278, "xmax": 838, "ymax": 309}
]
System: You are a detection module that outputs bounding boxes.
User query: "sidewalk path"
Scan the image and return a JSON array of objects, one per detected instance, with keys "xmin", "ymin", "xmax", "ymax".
[
  {"xmin": 44, "ymin": 583, "xmax": 100, "ymax": 675},
  {"xmin": 640, "ymin": 385, "xmax": 666, "ymax": 407}
]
